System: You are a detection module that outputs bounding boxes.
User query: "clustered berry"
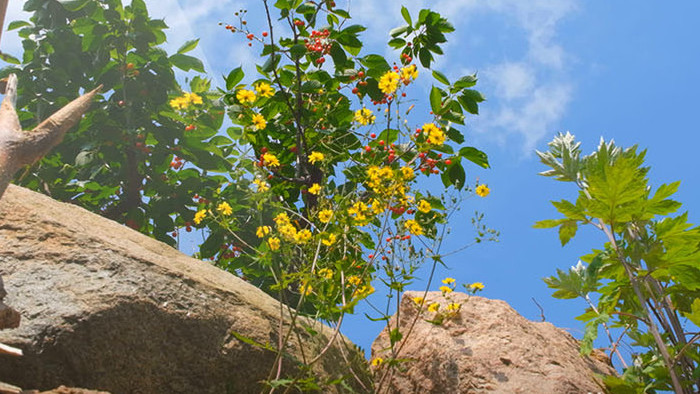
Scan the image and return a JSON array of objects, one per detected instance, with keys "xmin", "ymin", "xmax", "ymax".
[
  {"xmin": 305, "ymin": 29, "xmax": 331, "ymax": 53},
  {"xmin": 170, "ymin": 156, "xmax": 184, "ymax": 170}
]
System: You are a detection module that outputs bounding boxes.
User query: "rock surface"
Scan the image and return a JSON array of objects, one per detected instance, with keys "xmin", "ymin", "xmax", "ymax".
[
  {"xmin": 372, "ymin": 291, "xmax": 615, "ymax": 394},
  {"xmin": 0, "ymin": 275, "xmax": 20, "ymax": 330},
  {"xmin": 0, "ymin": 185, "xmax": 370, "ymax": 393}
]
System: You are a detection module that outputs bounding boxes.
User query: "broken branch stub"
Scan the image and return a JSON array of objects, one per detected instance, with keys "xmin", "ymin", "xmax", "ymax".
[{"xmin": 0, "ymin": 74, "xmax": 102, "ymax": 199}]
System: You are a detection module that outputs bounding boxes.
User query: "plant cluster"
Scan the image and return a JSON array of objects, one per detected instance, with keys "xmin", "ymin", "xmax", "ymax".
[
  {"xmin": 538, "ymin": 132, "xmax": 700, "ymax": 393},
  {"xmin": 4, "ymin": 0, "xmax": 495, "ymax": 391}
]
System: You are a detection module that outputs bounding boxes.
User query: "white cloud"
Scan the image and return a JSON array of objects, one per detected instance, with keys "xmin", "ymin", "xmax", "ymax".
[{"xmin": 347, "ymin": 0, "xmax": 578, "ymax": 153}]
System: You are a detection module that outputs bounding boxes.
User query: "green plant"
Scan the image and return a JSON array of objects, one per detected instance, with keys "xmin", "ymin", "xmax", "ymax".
[
  {"xmin": 5, "ymin": 1, "xmax": 496, "ymax": 391},
  {"xmin": 3, "ymin": 0, "xmax": 228, "ymax": 245},
  {"xmin": 537, "ymin": 132, "xmax": 700, "ymax": 393},
  {"xmin": 191, "ymin": 2, "xmax": 496, "ymax": 391}
]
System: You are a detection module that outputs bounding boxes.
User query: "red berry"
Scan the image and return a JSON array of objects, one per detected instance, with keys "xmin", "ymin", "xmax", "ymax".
[
  {"xmin": 379, "ymin": 140, "xmax": 385, "ymax": 146},
  {"xmin": 246, "ymin": 33, "xmax": 254, "ymax": 40},
  {"xmin": 365, "ymin": 145, "xmax": 371, "ymax": 152},
  {"xmin": 370, "ymin": 133, "xmax": 376, "ymax": 138},
  {"xmin": 368, "ymin": 254, "xmax": 374, "ymax": 259},
  {"xmin": 445, "ymin": 159, "xmax": 452, "ymax": 165},
  {"xmin": 118, "ymin": 100, "xmax": 125, "ymax": 107},
  {"xmin": 185, "ymin": 124, "xmax": 195, "ymax": 131},
  {"xmin": 358, "ymin": 71, "xmax": 365, "ymax": 78},
  {"xmin": 171, "ymin": 231, "xmax": 178, "ymax": 237},
  {"xmin": 262, "ymin": 31, "xmax": 268, "ymax": 37},
  {"xmin": 352, "ymin": 87, "xmax": 359, "ymax": 94}
]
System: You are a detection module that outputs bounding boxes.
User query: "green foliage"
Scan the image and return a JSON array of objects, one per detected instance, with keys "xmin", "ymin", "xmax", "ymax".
[
  {"xmin": 4, "ymin": 0, "xmax": 230, "ymax": 246},
  {"xmin": 537, "ymin": 132, "xmax": 700, "ymax": 393}
]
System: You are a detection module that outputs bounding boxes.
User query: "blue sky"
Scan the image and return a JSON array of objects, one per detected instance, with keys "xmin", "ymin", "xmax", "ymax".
[{"xmin": 4, "ymin": 1, "xmax": 700, "ymax": 362}]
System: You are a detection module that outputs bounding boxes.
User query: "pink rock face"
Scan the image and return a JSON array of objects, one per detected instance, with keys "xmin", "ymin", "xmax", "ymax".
[{"xmin": 372, "ymin": 291, "xmax": 616, "ymax": 394}]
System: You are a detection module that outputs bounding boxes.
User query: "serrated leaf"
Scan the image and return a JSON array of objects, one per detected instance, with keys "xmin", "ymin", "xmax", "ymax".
[
  {"xmin": 177, "ymin": 38, "xmax": 199, "ymax": 54},
  {"xmin": 533, "ymin": 219, "xmax": 567, "ymax": 229},
  {"xmin": 551, "ymin": 200, "xmax": 586, "ymax": 221},
  {"xmin": 559, "ymin": 220, "xmax": 578, "ymax": 246},
  {"xmin": 683, "ymin": 299, "xmax": 700, "ymax": 327},
  {"xmin": 580, "ymin": 313, "xmax": 609, "ymax": 355}
]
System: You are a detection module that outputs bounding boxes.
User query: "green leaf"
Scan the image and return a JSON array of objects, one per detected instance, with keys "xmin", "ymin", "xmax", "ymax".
[
  {"xmin": 58, "ymin": 0, "xmax": 90, "ymax": 11},
  {"xmin": 429, "ymin": 86, "xmax": 442, "ymax": 114},
  {"xmin": 225, "ymin": 67, "xmax": 244, "ymax": 90},
  {"xmin": 581, "ymin": 313, "xmax": 609, "ymax": 355},
  {"xmin": 400, "ymin": 6, "xmax": 412, "ymax": 26},
  {"xmin": 388, "ymin": 37, "xmax": 406, "ymax": 49},
  {"xmin": 533, "ymin": 219, "xmax": 567, "ymax": 229},
  {"xmin": 177, "ymin": 38, "xmax": 199, "ymax": 54},
  {"xmin": 551, "ymin": 200, "xmax": 587, "ymax": 221},
  {"xmin": 453, "ymin": 74, "xmax": 477, "ymax": 90},
  {"xmin": 0, "ymin": 52, "xmax": 21, "ymax": 65},
  {"xmin": 445, "ymin": 127, "xmax": 464, "ymax": 144},
  {"xmin": 543, "ymin": 266, "xmax": 585, "ymax": 300},
  {"xmin": 459, "ymin": 147, "xmax": 489, "ymax": 169},
  {"xmin": 7, "ymin": 21, "xmax": 30, "ymax": 31},
  {"xmin": 389, "ymin": 26, "xmax": 410, "ymax": 38},
  {"xmin": 432, "ymin": 70, "xmax": 450, "ymax": 85},
  {"xmin": 389, "ymin": 328, "xmax": 403, "ymax": 346},
  {"xmin": 683, "ymin": 299, "xmax": 700, "ymax": 327},
  {"xmin": 289, "ymin": 43, "xmax": 307, "ymax": 60},
  {"xmin": 169, "ymin": 54, "xmax": 205, "ymax": 72},
  {"xmin": 558, "ymin": 220, "xmax": 578, "ymax": 246},
  {"xmin": 458, "ymin": 89, "xmax": 485, "ymax": 115},
  {"xmin": 446, "ymin": 162, "xmax": 466, "ymax": 189}
]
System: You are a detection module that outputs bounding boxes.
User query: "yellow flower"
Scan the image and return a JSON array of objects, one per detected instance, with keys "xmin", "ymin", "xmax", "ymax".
[
  {"xmin": 476, "ymin": 184, "xmax": 490, "ymax": 197},
  {"xmin": 318, "ymin": 209, "xmax": 333, "ymax": 223},
  {"xmin": 422, "ymin": 123, "xmax": 446, "ymax": 145},
  {"xmin": 369, "ymin": 198, "xmax": 384, "ymax": 215},
  {"xmin": 400, "ymin": 166, "xmax": 415, "ymax": 180},
  {"xmin": 268, "ymin": 237, "xmax": 281, "ymax": 250},
  {"xmin": 278, "ymin": 223, "xmax": 297, "ymax": 241},
  {"xmin": 251, "ymin": 113, "xmax": 267, "ymax": 130},
  {"xmin": 427, "ymin": 302, "xmax": 440, "ymax": 313},
  {"xmin": 308, "ymin": 183, "xmax": 321, "ymax": 195},
  {"xmin": 256, "ymin": 225, "xmax": 271, "ymax": 238},
  {"xmin": 439, "ymin": 285, "xmax": 453, "ymax": 294},
  {"xmin": 470, "ymin": 282, "xmax": 485, "ymax": 291},
  {"xmin": 236, "ymin": 89, "xmax": 256, "ymax": 104},
  {"xmin": 253, "ymin": 178, "xmax": 269, "ymax": 192},
  {"xmin": 356, "ymin": 284, "xmax": 375, "ymax": 297},
  {"xmin": 442, "ymin": 277, "xmax": 456, "ymax": 285},
  {"xmin": 193, "ymin": 209, "xmax": 207, "ymax": 225},
  {"xmin": 302, "ymin": 282, "xmax": 313, "ymax": 296},
  {"xmin": 274, "ymin": 212, "xmax": 291, "ymax": 225},
  {"xmin": 322, "ymin": 233, "xmax": 337, "ymax": 246},
  {"xmin": 262, "ymin": 153, "xmax": 280, "ymax": 167},
  {"xmin": 348, "ymin": 201, "xmax": 369, "ymax": 224},
  {"xmin": 400, "ymin": 64, "xmax": 418, "ymax": 83},
  {"xmin": 169, "ymin": 96, "xmax": 188, "ymax": 110},
  {"xmin": 412, "ymin": 296, "xmax": 425, "ymax": 306},
  {"xmin": 347, "ymin": 275, "xmax": 362, "ymax": 286},
  {"xmin": 217, "ymin": 202, "xmax": 233, "ymax": 216},
  {"xmin": 371, "ymin": 357, "xmax": 384, "ymax": 367},
  {"xmin": 404, "ymin": 219, "xmax": 423, "ymax": 236},
  {"xmin": 255, "ymin": 82, "xmax": 274, "ymax": 98},
  {"xmin": 446, "ymin": 302, "xmax": 461, "ymax": 312},
  {"xmin": 308, "ymin": 151, "xmax": 324, "ymax": 164},
  {"xmin": 353, "ymin": 108, "xmax": 376, "ymax": 125},
  {"xmin": 318, "ymin": 268, "xmax": 333, "ymax": 279},
  {"xmin": 378, "ymin": 71, "xmax": 400, "ymax": 95},
  {"xmin": 294, "ymin": 229, "xmax": 312, "ymax": 244},
  {"xmin": 186, "ymin": 92, "xmax": 203, "ymax": 105},
  {"xmin": 417, "ymin": 200, "xmax": 431, "ymax": 213}
]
